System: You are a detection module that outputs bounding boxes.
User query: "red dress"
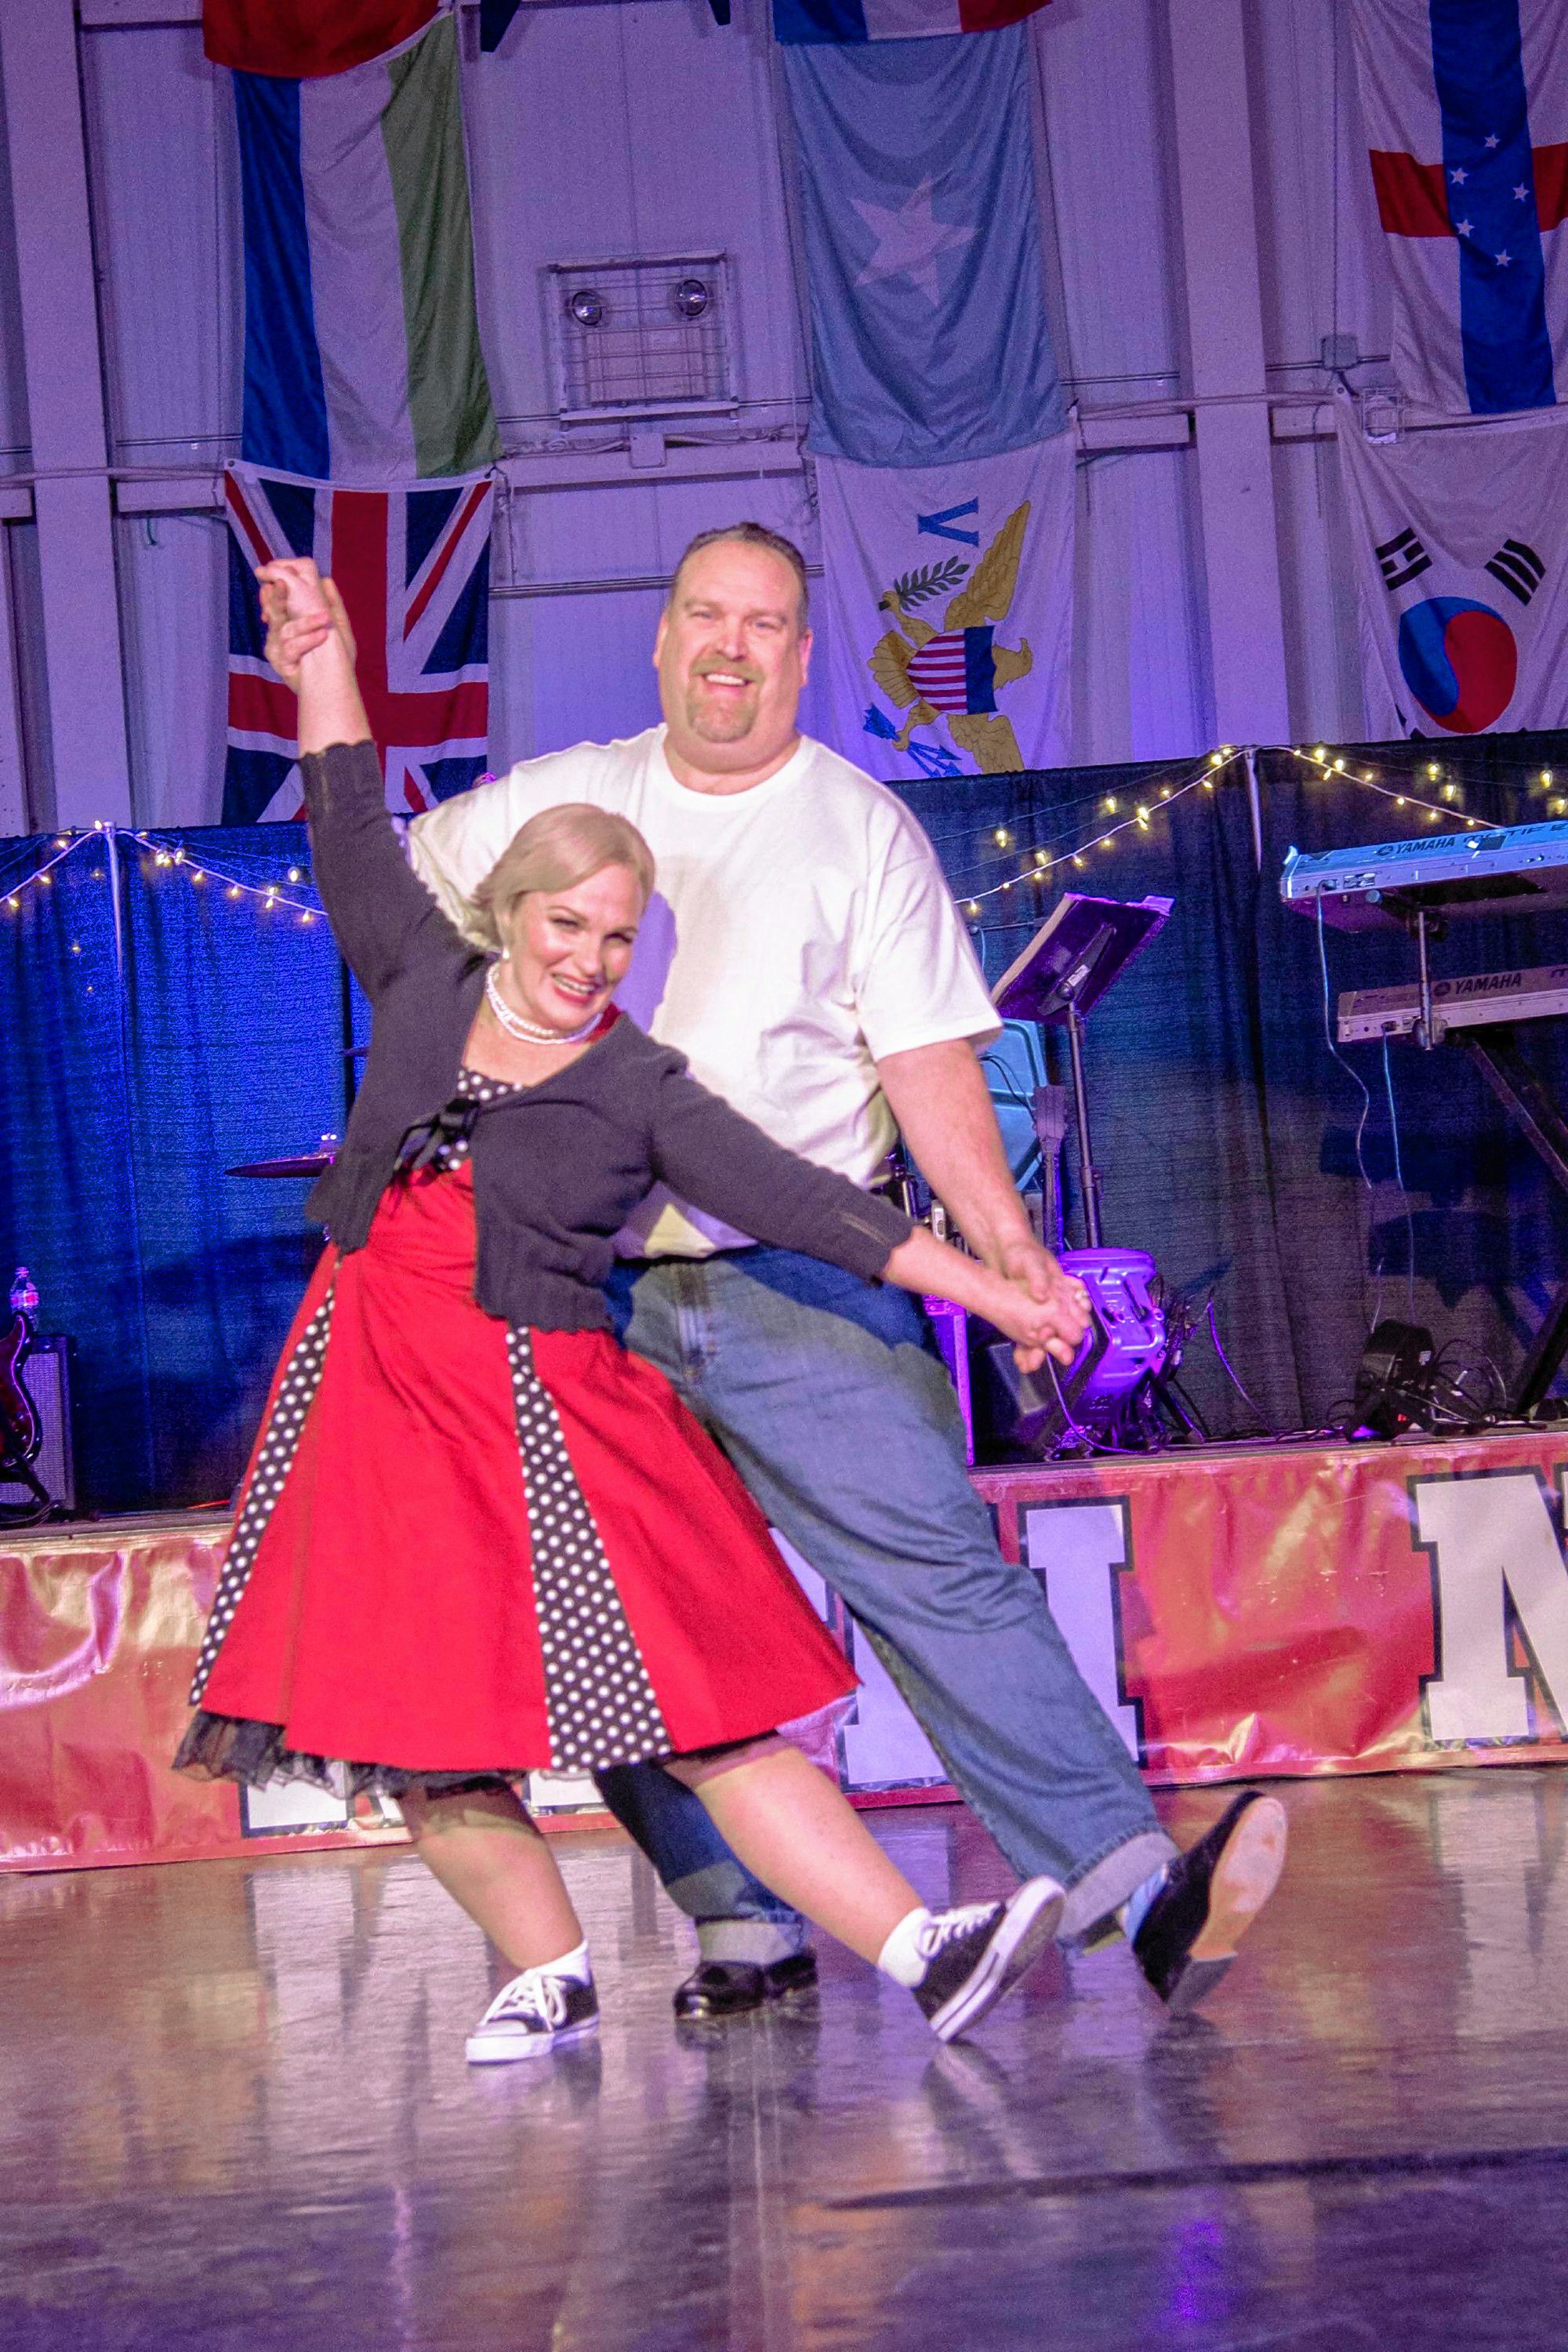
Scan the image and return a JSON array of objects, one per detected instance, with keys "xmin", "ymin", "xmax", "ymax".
[{"xmin": 176, "ymin": 1110, "xmax": 855, "ymax": 1794}]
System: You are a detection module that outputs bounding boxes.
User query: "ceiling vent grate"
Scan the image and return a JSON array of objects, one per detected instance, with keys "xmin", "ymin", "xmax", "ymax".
[{"xmin": 546, "ymin": 253, "xmax": 735, "ymax": 421}]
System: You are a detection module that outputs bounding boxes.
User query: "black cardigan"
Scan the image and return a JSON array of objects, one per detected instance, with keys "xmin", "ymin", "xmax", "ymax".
[{"xmin": 301, "ymin": 742, "xmax": 913, "ymax": 1333}]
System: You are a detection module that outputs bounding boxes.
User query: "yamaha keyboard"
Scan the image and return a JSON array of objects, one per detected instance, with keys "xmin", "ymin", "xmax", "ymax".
[
  {"xmin": 1337, "ymin": 962, "xmax": 1568, "ymax": 1043},
  {"xmin": 1280, "ymin": 820, "xmax": 1568, "ymax": 930}
]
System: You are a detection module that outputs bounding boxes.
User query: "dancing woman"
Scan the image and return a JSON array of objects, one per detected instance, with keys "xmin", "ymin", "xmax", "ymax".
[{"xmin": 175, "ymin": 557, "xmax": 1088, "ymax": 2062}]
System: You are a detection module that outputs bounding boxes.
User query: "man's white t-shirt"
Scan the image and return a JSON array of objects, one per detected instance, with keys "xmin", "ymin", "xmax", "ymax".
[{"xmin": 408, "ymin": 725, "xmax": 998, "ymax": 1254}]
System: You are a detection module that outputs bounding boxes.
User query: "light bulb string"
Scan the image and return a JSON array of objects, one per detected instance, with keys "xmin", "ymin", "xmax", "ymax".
[
  {"xmin": 956, "ymin": 749, "xmax": 1241, "ymax": 913},
  {"xmin": 1281, "ymin": 746, "xmax": 1492, "ymax": 831},
  {"xmin": 2, "ymin": 824, "xmax": 323, "ymax": 923},
  {"xmin": 954, "ymin": 739, "xmax": 1526, "ymax": 927}
]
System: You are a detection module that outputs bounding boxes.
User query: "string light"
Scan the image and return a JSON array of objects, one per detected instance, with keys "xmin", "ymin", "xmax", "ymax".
[
  {"xmin": 956, "ymin": 738, "xmax": 1518, "ymax": 931},
  {"xmin": 1286, "ymin": 746, "xmax": 1486, "ymax": 832},
  {"xmin": 958, "ymin": 747, "xmax": 1247, "ymax": 919},
  {"xmin": 2, "ymin": 827, "xmax": 320, "ymax": 920}
]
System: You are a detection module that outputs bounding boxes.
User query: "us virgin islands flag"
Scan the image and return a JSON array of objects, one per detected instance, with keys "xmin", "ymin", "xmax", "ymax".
[
  {"xmin": 817, "ymin": 441, "xmax": 1073, "ymax": 779},
  {"xmin": 223, "ymin": 465, "xmax": 493, "ymax": 822},
  {"xmin": 234, "ymin": 13, "xmax": 499, "ymax": 481},
  {"xmin": 1349, "ymin": 0, "xmax": 1568, "ymax": 414}
]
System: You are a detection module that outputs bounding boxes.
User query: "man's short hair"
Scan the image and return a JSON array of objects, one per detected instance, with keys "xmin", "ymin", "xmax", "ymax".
[{"xmin": 669, "ymin": 523, "xmax": 810, "ymax": 627}]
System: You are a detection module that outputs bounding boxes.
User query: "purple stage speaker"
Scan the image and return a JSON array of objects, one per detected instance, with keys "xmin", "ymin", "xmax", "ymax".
[{"xmin": 980, "ymin": 1249, "xmax": 1168, "ymax": 1457}]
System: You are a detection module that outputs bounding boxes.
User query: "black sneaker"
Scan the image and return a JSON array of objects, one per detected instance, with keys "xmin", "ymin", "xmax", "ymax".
[
  {"xmin": 673, "ymin": 1952, "xmax": 818, "ymax": 2021},
  {"xmin": 465, "ymin": 1967, "xmax": 600, "ymax": 2063},
  {"xmin": 910, "ymin": 1877, "xmax": 1064, "ymax": 2043},
  {"xmin": 1132, "ymin": 1791, "xmax": 1287, "ymax": 2016}
]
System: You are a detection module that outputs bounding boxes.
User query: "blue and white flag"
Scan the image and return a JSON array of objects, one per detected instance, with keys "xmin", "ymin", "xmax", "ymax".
[
  {"xmin": 781, "ymin": 28, "xmax": 1065, "ymax": 466},
  {"xmin": 816, "ymin": 438, "xmax": 1074, "ymax": 778},
  {"xmin": 1350, "ymin": 0, "xmax": 1568, "ymax": 414}
]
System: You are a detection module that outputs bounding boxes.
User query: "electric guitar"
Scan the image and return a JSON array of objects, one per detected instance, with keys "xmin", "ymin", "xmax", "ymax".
[{"xmin": 0, "ymin": 1307, "xmax": 53, "ymax": 1524}]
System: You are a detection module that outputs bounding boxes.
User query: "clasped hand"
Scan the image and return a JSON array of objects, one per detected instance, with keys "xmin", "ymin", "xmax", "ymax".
[
  {"xmin": 984, "ymin": 1241, "xmax": 1091, "ymax": 1374},
  {"xmin": 256, "ymin": 555, "xmax": 356, "ymax": 685}
]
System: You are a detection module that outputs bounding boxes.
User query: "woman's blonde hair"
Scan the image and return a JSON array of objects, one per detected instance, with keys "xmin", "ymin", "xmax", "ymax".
[{"xmin": 468, "ymin": 803, "xmax": 656, "ymax": 949}]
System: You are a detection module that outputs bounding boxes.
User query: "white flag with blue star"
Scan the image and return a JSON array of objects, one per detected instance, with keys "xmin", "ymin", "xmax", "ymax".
[{"xmin": 816, "ymin": 438, "xmax": 1073, "ymax": 779}]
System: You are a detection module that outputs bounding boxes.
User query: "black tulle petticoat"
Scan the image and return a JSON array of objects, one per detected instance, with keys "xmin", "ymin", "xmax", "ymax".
[{"xmin": 172, "ymin": 1709, "xmax": 515, "ymax": 1800}]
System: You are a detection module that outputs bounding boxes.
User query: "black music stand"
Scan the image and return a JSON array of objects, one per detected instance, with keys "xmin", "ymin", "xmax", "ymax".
[{"xmin": 993, "ymin": 894, "xmax": 1173, "ymax": 1247}]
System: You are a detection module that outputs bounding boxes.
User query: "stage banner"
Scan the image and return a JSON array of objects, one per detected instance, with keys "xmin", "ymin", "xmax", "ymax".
[
  {"xmin": 780, "ymin": 28, "xmax": 1065, "ymax": 468},
  {"xmin": 14, "ymin": 1431, "xmax": 1568, "ymax": 1871},
  {"xmin": 223, "ymin": 463, "xmax": 492, "ymax": 822},
  {"xmin": 1336, "ymin": 399, "xmax": 1568, "ymax": 735},
  {"xmin": 981, "ymin": 1432, "xmax": 1568, "ymax": 1781},
  {"xmin": 232, "ymin": 12, "xmax": 499, "ymax": 482},
  {"xmin": 1347, "ymin": 0, "xmax": 1568, "ymax": 416},
  {"xmin": 815, "ymin": 437, "xmax": 1073, "ymax": 778}
]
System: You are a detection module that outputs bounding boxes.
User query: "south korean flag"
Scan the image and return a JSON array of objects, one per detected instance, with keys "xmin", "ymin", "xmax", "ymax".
[{"xmin": 1337, "ymin": 397, "xmax": 1568, "ymax": 735}]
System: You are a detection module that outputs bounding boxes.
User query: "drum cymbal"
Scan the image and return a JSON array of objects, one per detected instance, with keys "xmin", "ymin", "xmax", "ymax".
[{"xmin": 226, "ymin": 1152, "xmax": 336, "ymax": 1178}]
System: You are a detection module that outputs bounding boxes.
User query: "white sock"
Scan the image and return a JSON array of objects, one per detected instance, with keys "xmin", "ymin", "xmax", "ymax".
[
  {"xmin": 534, "ymin": 1940, "xmax": 592, "ymax": 1986},
  {"xmin": 877, "ymin": 1907, "xmax": 936, "ymax": 1987}
]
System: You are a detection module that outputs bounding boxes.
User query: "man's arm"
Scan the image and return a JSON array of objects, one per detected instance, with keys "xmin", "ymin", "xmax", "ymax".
[{"xmin": 876, "ymin": 1038, "xmax": 1087, "ymax": 1330}]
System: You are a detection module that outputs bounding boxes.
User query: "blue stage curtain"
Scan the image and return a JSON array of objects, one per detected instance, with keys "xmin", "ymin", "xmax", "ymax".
[
  {"xmin": 118, "ymin": 825, "xmax": 343, "ymax": 1508},
  {"xmin": 7, "ymin": 730, "xmax": 1568, "ymax": 1510},
  {"xmin": 895, "ymin": 730, "xmax": 1568, "ymax": 1434},
  {"xmin": 0, "ymin": 823, "xmax": 343, "ymax": 1512},
  {"xmin": 0, "ymin": 833, "xmax": 152, "ymax": 1508}
]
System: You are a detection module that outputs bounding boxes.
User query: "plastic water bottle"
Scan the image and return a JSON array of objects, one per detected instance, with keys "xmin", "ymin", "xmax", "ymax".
[{"xmin": 9, "ymin": 1268, "xmax": 38, "ymax": 1316}]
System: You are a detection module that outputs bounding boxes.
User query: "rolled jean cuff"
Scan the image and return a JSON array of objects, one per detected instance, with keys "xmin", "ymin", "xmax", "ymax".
[
  {"xmin": 1058, "ymin": 1828, "xmax": 1179, "ymax": 1946},
  {"xmin": 663, "ymin": 1857, "xmax": 801, "ymax": 1933},
  {"xmin": 697, "ymin": 1917, "xmax": 814, "ymax": 1966}
]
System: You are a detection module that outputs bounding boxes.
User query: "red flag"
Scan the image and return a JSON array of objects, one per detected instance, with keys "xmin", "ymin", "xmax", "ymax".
[{"xmin": 203, "ymin": 1, "xmax": 437, "ymax": 78}]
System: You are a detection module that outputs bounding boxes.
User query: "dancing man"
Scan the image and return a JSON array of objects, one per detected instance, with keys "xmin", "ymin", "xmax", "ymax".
[
  {"xmin": 179, "ymin": 554, "xmax": 1080, "ymax": 2062},
  {"xmin": 407, "ymin": 523, "xmax": 1287, "ymax": 2020}
]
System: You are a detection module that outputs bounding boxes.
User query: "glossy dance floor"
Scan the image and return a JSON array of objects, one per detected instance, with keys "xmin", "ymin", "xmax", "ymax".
[{"xmin": 5, "ymin": 1771, "xmax": 1568, "ymax": 2351}]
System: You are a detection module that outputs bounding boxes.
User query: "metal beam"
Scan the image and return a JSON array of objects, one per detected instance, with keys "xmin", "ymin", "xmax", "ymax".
[
  {"xmin": 0, "ymin": 0, "xmax": 132, "ymax": 826},
  {"xmin": 1167, "ymin": 0, "xmax": 1291, "ymax": 747}
]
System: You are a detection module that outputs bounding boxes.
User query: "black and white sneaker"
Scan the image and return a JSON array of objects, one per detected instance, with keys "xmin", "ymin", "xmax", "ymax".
[
  {"xmin": 910, "ymin": 1877, "xmax": 1064, "ymax": 2043},
  {"xmin": 465, "ymin": 1967, "xmax": 601, "ymax": 2064}
]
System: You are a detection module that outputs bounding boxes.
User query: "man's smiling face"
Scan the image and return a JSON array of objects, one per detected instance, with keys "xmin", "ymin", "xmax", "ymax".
[{"xmin": 654, "ymin": 539, "xmax": 812, "ymax": 782}]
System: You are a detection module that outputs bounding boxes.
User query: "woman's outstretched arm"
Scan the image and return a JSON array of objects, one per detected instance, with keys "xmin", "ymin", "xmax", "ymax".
[{"xmin": 257, "ymin": 557, "xmax": 468, "ymax": 998}]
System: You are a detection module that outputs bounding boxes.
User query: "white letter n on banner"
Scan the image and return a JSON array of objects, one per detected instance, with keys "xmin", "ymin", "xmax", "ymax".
[
  {"xmin": 1417, "ymin": 1470, "xmax": 1568, "ymax": 1744},
  {"xmin": 1022, "ymin": 1501, "xmax": 1142, "ymax": 1759}
]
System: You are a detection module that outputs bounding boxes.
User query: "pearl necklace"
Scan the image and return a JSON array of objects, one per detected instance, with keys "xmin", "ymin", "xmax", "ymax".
[{"xmin": 485, "ymin": 962, "xmax": 601, "ymax": 1046}]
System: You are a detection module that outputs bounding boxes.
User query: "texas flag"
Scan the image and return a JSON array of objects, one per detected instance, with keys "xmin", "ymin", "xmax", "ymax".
[
  {"xmin": 774, "ymin": 0, "xmax": 1049, "ymax": 38},
  {"xmin": 1349, "ymin": 0, "xmax": 1568, "ymax": 414}
]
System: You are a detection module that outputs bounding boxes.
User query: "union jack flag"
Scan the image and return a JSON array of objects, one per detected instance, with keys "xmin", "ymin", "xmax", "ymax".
[{"xmin": 223, "ymin": 463, "xmax": 493, "ymax": 822}]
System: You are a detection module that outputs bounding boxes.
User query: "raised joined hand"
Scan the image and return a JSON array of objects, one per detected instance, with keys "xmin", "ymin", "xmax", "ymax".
[{"xmin": 256, "ymin": 556, "xmax": 356, "ymax": 688}]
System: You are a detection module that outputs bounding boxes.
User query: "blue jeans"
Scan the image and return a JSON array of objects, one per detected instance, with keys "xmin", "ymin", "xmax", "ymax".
[{"xmin": 596, "ymin": 1249, "xmax": 1173, "ymax": 1948}]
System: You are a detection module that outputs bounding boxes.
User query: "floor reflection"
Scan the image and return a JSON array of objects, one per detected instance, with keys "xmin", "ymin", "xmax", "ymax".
[{"xmin": 5, "ymin": 1772, "xmax": 1568, "ymax": 2348}]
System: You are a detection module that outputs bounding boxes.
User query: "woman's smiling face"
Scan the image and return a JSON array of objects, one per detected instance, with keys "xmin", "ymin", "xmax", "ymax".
[{"xmin": 497, "ymin": 863, "xmax": 644, "ymax": 1035}]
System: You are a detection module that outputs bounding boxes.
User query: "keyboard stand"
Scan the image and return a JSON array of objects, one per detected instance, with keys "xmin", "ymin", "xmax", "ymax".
[{"xmin": 1460, "ymin": 1025, "xmax": 1568, "ymax": 1414}]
